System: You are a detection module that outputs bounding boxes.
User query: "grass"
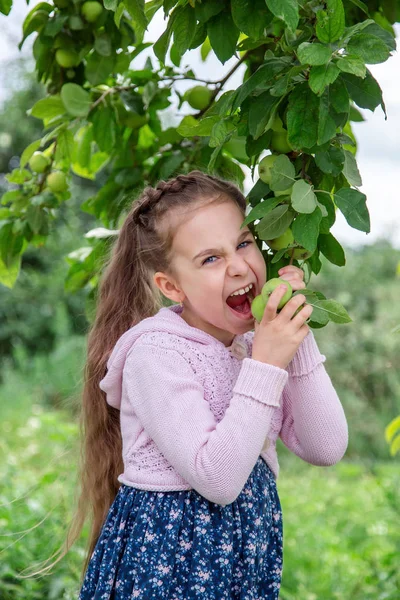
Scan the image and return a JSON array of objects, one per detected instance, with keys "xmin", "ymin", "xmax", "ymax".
[{"xmin": 0, "ymin": 343, "xmax": 399, "ymax": 599}]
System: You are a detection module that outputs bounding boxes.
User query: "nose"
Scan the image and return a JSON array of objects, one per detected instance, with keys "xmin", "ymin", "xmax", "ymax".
[{"xmin": 226, "ymin": 254, "xmax": 251, "ymax": 277}]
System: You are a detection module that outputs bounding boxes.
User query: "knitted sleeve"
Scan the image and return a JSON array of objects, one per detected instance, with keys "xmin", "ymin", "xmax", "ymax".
[
  {"xmin": 123, "ymin": 343, "xmax": 289, "ymax": 506},
  {"xmin": 279, "ymin": 330, "xmax": 349, "ymax": 465}
]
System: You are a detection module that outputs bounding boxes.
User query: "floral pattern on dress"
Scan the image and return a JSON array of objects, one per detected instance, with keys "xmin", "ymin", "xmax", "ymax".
[{"xmin": 78, "ymin": 457, "xmax": 283, "ymax": 599}]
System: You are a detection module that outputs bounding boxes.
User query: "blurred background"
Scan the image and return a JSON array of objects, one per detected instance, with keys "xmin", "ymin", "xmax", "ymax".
[{"xmin": 0, "ymin": 2, "xmax": 399, "ymax": 599}]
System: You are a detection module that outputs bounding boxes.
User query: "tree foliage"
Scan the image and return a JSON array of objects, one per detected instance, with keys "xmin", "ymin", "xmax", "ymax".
[{"xmin": 0, "ymin": 0, "xmax": 398, "ymax": 331}]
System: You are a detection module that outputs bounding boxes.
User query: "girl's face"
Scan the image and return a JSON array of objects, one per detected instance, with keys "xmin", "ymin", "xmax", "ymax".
[{"xmin": 153, "ymin": 200, "xmax": 267, "ymax": 347}]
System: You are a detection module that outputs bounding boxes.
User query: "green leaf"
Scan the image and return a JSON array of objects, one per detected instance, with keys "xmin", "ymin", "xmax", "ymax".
[
  {"xmin": 291, "ymin": 208, "xmax": 323, "ymax": 253},
  {"xmin": 153, "ymin": 10, "xmax": 177, "ymax": 64},
  {"xmin": 318, "ymin": 232, "xmax": 346, "ymax": 266},
  {"xmin": 265, "ymin": 0, "xmax": 299, "ymax": 31},
  {"xmin": 248, "ymin": 92, "xmax": 279, "ymax": 139},
  {"xmin": 306, "ymin": 301, "xmax": 330, "ymax": 325},
  {"xmin": 347, "ymin": 33, "xmax": 390, "ymax": 65},
  {"xmin": 342, "ymin": 150, "xmax": 362, "ymax": 187},
  {"xmin": 172, "ymin": 5, "xmax": 196, "ymax": 56},
  {"xmin": 385, "ymin": 416, "xmax": 400, "ymax": 444},
  {"xmin": 291, "ymin": 180, "xmax": 317, "ymax": 214},
  {"xmin": 312, "ymin": 299, "xmax": 352, "ymax": 324},
  {"xmin": 94, "ymin": 33, "xmax": 112, "ymax": 57},
  {"xmin": 318, "ymin": 89, "xmax": 337, "ymax": 145},
  {"xmin": 245, "ymin": 179, "xmax": 271, "ymax": 207},
  {"xmin": 28, "ymin": 95, "xmax": 66, "ymax": 122},
  {"xmin": 55, "ymin": 129, "xmax": 75, "ymax": 164},
  {"xmin": 209, "ymin": 119, "xmax": 237, "ymax": 147},
  {"xmin": 315, "ymin": 147, "xmax": 345, "ymax": 176},
  {"xmin": 232, "ymin": 58, "xmax": 290, "ymax": 111},
  {"xmin": 20, "ymin": 139, "xmax": 41, "ymax": 168},
  {"xmin": 125, "ymin": 0, "xmax": 148, "ymax": 44},
  {"xmin": 104, "ymin": 0, "xmax": 118, "ymax": 9},
  {"xmin": 177, "ymin": 115, "xmax": 218, "ymax": 137},
  {"xmin": 287, "ymin": 83, "xmax": 320, "ymax": 150},
  {"xmin": 19, "ymin": 2, "xmax": 52, "ymax": 49},
  {"xmin": 316, "ymin": 0, "xmax": 345, "ymax": 43},
  {"xmin": 85, "ymin": 52, "xmax": 115, "ymax": 86},
  {"xmin": 316, "ymin": 191, "xmax": 336, "ymax": 233},
  {"xmin": 207, "ymin": 10, "xmax": 239, "ymax": 65},
  {"xmin": 329, "ymin": 77, "xmax": 350, "ymax": 113},
  {"xmin": 297, "ymin": 43, "xmax": 332, "ymax": 66},
  {"xmin": 334, "ymin": 187, "xmax": 370, "ymax": 232},
  {"xmin": 92, "ymin": 107, "xmax": 117, "ymax": 153},
  {"xmin": 269, "ymin": 155, "xmax": 296, "ymax": 192},
  {"xmin": 26, "ymin": 204, "xmax": 46, "ymax": 234},
  {"xmin": 0, "ymin": 0, "xmax": 12, "ymax": 16},
  {"xmin": 194, "ymin": 0, "xmax": 223, "ymax": 23},
  {"xmin": 61, "ymin": 84, "xmax": 91, "ymax": 117},
  {"xmin": 309, "ymin": 63, "xmax": 340, "ymax": 96},
  {"xmin": 231, "ymin": 0, "xmax": 272, "ymax": 39},
  {"xmin": 336, "ymin": 55, "xmax": 366, "ymax": 78},
  {"xmin": 341, "ymin": 70, "xmax": 384, "ymax": 113},
  {"xmin": 255, "ymin": 204, "xmax": 294, "ymax": 240},
  {"xmin": 242, "ymin": 196, "xmax": 281, "ymax": 227},
  {"xmin": 76, "ymin": 125, "xmax": 93, "ymax": 168},
  {"xmin": 362, "ymin": 22, "xmax": 396, "ymax": 52}
]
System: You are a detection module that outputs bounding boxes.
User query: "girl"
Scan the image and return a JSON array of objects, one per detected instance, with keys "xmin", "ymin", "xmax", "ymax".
[{"xmin": 72, "ymin": 170, "xmax": 347, "ymax": 598}]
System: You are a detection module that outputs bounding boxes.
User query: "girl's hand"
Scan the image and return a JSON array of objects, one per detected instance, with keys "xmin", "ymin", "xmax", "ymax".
[{"xmin": 277, "ymin": 266, "xmax": 306, "ymax": 292}]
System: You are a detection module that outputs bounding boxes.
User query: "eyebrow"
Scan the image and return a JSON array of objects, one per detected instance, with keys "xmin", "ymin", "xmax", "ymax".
[{"xmin": 192, "ymin": 229, "xmax": 251, "ymax": 262}]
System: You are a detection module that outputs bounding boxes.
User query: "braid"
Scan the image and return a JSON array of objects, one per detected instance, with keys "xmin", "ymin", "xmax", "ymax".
[{"xmin": 132, "ymin": 170, "xmax": 242, "ymax": 228}]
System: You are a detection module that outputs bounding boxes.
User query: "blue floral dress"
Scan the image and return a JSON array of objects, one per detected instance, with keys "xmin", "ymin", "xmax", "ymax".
[{"xmin": 78, "ymin": 456, "xmax": 283, "ymax": 599}]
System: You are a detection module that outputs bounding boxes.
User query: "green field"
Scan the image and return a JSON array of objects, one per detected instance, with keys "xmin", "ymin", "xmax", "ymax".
[{"xmin": 1, "ymin": 350, "xmax": 399, "ymax": 600}]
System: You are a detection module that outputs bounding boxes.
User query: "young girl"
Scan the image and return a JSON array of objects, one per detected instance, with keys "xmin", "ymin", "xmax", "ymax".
[{"xmin": 74, "ymin": 170, "xmax": 348, "ymax": 599}]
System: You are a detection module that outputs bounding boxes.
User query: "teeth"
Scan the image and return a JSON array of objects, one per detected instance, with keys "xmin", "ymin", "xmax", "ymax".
[{"xmin": 229, "ymin": 283, "xmax": 254, "ymax": 297}]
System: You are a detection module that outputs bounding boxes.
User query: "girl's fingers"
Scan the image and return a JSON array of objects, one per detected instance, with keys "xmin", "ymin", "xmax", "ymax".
[{"xmin": 278, "ymin": 266, "xmax": 304, "ymax": 279}]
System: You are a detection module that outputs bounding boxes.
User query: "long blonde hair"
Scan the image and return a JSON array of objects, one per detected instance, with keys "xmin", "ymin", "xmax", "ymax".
[{"xmin": 23, "ymin": 170, "xmax": 247, "ymax": 584}]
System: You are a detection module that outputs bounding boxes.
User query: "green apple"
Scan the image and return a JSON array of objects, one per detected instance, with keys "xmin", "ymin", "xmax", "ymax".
[
  {"xmin": 185, "ymin": 86, "xmax": 213, "ymax": 110},
  {"xmin": 267, "ymin": 228, "xmax": 295, "ymax": 251},
  {"xmin": 251, "ymin": 294, "xmax": 267, "ymax": 323},
  {"xmin": 261, "ymin": 278, "xmax": 292, "ymax": 309},
  {"xmin": 55, "ymin": 49, "xmax": 80, "ymax": 68},
  {"xmin": 270, "ymin": 130, "xmax": 293, "ymax": 154},
  {"xmin": 47, "ymin": 171, "xmax": 68, "ymax": 193},
  {"xmin": 29, "ymin": 152, "xmax": 50, "ymax": 173},
  {"xmin": 271, "ymin": 115, "xmax": 285, "ymax": 133},
  {"xmin": 275, "ymin": 186, "xmax": 293, "ymax": 197},
  {"xmin": 290, "ymin": 247, "xmax": 313, "ymax": 260},
  {"xmin": 258, "ymin": 154, "xmax": 278, "ymax": 185},
  {"xmin": 81, "ymin": 1, "xmax": 103, "ymax": 22}
]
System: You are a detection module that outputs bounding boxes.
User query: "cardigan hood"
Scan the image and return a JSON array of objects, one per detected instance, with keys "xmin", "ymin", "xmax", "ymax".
[{"xmin": 99, "ymin": 303, "xmax": 249, "ymax": 410}]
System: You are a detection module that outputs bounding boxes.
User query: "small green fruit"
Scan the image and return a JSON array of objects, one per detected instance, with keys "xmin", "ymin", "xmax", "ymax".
[
  {"xmin": 267, "ymin": 228, "xmax": 295, "ymax": 251},
  {"xmin": 81, "ymin": 1, "xmax": 103, "ymax": 22},
  {"xmin": 47, "ymin": 171, "xmax": 68, "ymax": 193},
  {"xmin": 290, "ymin": 247, "xmax": 313, "ymax": 260},
  {"xmin": 270, "ymin": 130, "xmax": 293, "ymax": 154},
  {"xmin": 251, "ymin": 294, "xmax": 267, "ymax": 323},
  {"xmin": 185, "ymin": 86, "xmax": 213, "ymax": 110},
  {"xmin": 261, "ymin": 278, "xmax": 292, "ymax": 309},
  {"xmin": 55, "ymin": 48, "xmax": 80, "ymax": 68},
  {"xmin": 258, "ymin": 154, "xmax": 278, "ymax": 185},
  {"xmin": 275, "ymin": 186, "xmax": 293, "ymax": 197},
  {"xmin": 29, "ymin": 152, "xmax": 50, "ymax": 174},
  {"xmin": 271, "ymin": 115, "xmax": 285, "ymax": 133}
]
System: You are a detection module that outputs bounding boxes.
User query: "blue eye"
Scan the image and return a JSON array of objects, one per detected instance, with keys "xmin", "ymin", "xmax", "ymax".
[{"xmin": 202, "ymin": 241, "xmax": 252, "ymax": 265}]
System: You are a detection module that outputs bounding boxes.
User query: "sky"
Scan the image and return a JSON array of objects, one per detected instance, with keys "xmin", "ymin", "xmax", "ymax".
[{"xmin": 1, "ymin": 1, "xmax": 400, "ymax": 250}]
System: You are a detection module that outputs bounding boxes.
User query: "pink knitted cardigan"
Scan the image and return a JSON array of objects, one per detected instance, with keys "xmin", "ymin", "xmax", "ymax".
[{"xmin": 99, "ymin": 304, "xmax": 348, "ymax": 506}]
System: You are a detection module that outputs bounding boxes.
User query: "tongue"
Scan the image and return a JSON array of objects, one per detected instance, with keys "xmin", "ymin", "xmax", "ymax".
[{"xmin": 226, "ymin": 293, "xmax": 250, "ymax": 312}]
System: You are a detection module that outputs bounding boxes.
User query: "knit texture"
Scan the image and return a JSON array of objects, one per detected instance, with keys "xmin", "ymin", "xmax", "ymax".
[{"xmin": 99, "ymin": 304, "xmax": 348, "ymax": 506}]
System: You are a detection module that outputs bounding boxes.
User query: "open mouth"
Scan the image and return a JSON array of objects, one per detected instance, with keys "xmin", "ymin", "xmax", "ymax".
[{"xmin": 226, "ymin": 286, "xmax": 255, "ymax": 316}]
